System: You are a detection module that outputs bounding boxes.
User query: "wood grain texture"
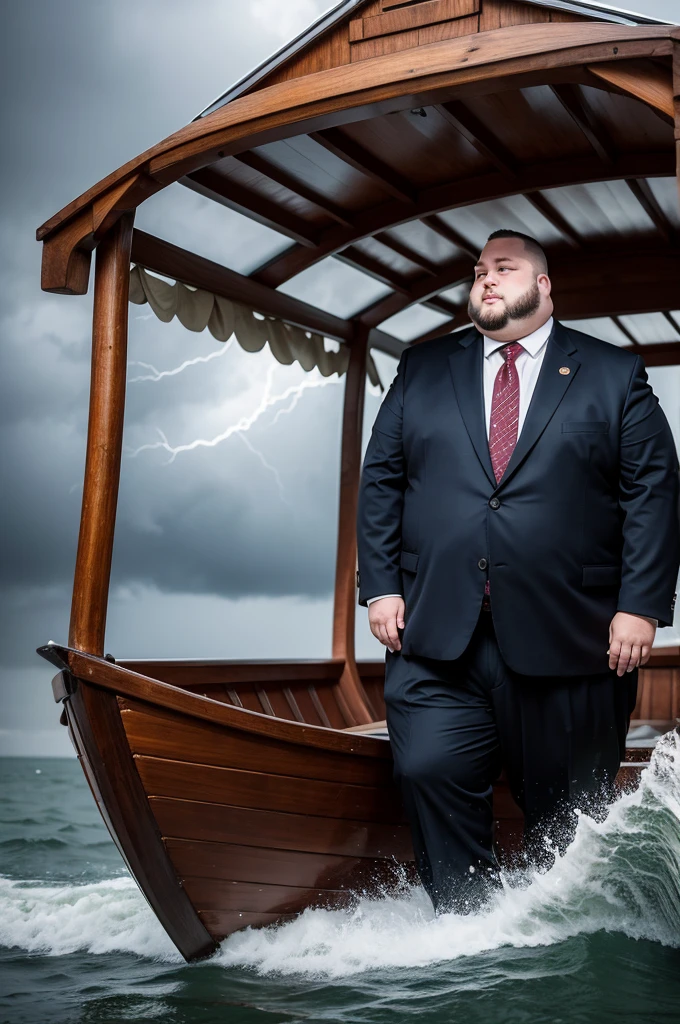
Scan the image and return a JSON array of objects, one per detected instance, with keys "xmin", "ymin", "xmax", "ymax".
[
  {"xmin": 120, "ymin": 698, "xmax": 393, "ymax": 784},
  {"xmin": 37, "ymin": 24, "xmax": 671, "ymax": 246},
  {"xmin": 68, "ymin": 215, "xmax": 133, "ymax": 655},
  {"xmin": 150, "ymin": 796, "xmax": 415, "ymax": 860},
  {"xmin": 183, "ymin": 876, "xmax": 355, "ymax": 915},
  {"xmin": 56, "ymin": 646, "xmax": 391, "ymax": 758},
  {"xmin": 164, "ymin": 838, "xmax": 414, "ymax": 890},
  {"xmin": 65, "ymin": 682, "xmax": 216, "ymax": 960},
  {"xmin": 333, "ymin": 322, "xmax": 374, "ymax": 725},
  {"xmin": 135, "ymin": 755, "xmax": 405, "ymax": 822}
]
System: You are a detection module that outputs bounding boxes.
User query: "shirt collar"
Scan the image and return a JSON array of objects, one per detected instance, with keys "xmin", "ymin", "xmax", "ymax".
[{"xmin": 482, "ymin": 316, "xmax": 554, "ymax": 359}]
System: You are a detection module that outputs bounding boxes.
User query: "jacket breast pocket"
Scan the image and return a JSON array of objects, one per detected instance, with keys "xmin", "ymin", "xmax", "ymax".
[
  {"xmin": 562, "ymin": 421, "xmax": 609, "ymax": 433},
  {"xmin": 582, "ymin": 564, "xmax": 621, "ymax": 587},
  {"xmin": 400, "ymin": 550, "xmax": 419, "ymax": 573}
]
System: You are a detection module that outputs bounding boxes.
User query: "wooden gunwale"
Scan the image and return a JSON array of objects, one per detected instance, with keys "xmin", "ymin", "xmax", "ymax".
[
  {"xmin": 37, "ymin": 25, "xmax": 671, "ymax": 244},
  {"xmin": 42, "ymin": 645, "xmax": 392, "ymax": 757}
]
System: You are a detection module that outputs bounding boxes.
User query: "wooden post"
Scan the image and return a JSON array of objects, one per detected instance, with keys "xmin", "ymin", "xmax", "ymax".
[
  {"xmin": 673, "ymin": 36, "xmax": 680, "ymax": 214},
  {"xmin": 68, "ymin": 213, "xmax": 134, "ymax": 654},
  {"xmin": 332, "ymin": 321, "xmax": 373, "ymax": 724}
]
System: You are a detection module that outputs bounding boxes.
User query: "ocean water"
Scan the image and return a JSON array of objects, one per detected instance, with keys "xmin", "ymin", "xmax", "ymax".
[{"xmin": 1, "ymin": 736, "xmax": 679, "ymax": 1024}]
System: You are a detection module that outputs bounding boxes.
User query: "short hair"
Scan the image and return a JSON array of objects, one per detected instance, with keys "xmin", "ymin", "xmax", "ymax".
[{"xmin": 485, "ymin": 229, "xmax": 548, "ymax": 275}]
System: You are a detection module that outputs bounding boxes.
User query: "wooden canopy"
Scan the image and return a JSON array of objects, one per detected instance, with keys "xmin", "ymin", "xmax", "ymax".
[
  {"xmin": 38, "ymin": 0, "xmax": 680, "ymax": 365},
  {"xmin": 36, "ymin": 0, "xmax": 680, "ymax": 663}
]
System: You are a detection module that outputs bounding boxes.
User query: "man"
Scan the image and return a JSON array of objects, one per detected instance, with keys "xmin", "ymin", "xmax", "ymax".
[{"xmin": 356, "ymin": 229, "xmax": 680, "ymax": 913}]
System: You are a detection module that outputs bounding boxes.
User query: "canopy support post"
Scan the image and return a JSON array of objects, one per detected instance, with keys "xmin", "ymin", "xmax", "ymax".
[
  {"xmin": 69, "ymin": 213, "xmax": 134, "ymax": 655},
  {"xmin": 674, "ymin": 37, "xmax": 680, "ymax": 213},
  {"xmin": 332, "ymin": 322, "xmax": 374, "ymax": 724}
]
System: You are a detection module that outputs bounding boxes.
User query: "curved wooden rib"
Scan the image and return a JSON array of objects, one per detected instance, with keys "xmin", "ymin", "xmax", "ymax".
[{"xmin": 37, "ymin": 25, "xmax": 672, "ymax": 294}]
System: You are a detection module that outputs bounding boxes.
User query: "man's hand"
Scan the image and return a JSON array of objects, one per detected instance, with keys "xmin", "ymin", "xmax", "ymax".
[
  {"xmin": 608, "ymin": 611, "xmax": 657, "ymax": 676},
  {"xmin": 369, "ymin": 596, "xmax": 405, "ymax": 652}
]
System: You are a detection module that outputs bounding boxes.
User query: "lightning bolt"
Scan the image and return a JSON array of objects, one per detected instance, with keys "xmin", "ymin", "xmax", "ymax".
[
  {"xmin": 127, "ymin": 339, "xmax": 234, "ymax": 383},
  {"xmin": 127, "ymin": 363, "xmax": 342, "ymax": 467}
]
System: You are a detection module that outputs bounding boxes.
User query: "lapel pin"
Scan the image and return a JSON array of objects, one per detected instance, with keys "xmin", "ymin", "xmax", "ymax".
[{"xmin": 559, "ymin": 366, "xmax": 571, "ymax": 375}]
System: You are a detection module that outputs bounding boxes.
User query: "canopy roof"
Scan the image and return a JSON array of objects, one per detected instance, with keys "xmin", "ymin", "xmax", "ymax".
[{"xmin": 37, "ymin": 0, "xmax": 680, "ymax": 365}]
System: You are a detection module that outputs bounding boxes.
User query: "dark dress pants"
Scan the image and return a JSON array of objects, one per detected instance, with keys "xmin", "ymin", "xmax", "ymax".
[{"xmin": 384, "ymin": 604, "xmax": 638, "ymax": 913}]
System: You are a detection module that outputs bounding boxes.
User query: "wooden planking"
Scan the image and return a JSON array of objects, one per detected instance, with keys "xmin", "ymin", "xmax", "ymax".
[
  {"xmin": 66, "ymin": 683, "xmax": 216, "ymax": 960},
  {"xmin": 633, "ymin": 666, "xmax": 680, "ymax": 721},
  {"xmin": 351, "ymin": 27, "xmax": 420, "ymax": 62},
  {"xmin": 419, "ymin": 14, "xmax": 480, "ymax": 45},
  {"xmin": 120, "ymin": 699, "xmax": 393, "ymax": 785},
  {"xmin": 183, "ymin": 876, "xmax": 355, "ymax": 916},
  {"xmin": 151, "ymin": 796, "xmax": 415, "ymax": 860},
  {"xmin": 135, "ymin": 755, "xmax": 405, "ymax": 822},
  {"xmin": 165, "ymin": 837, "xmax": 414, "ymax": 890},
  {"xmin": 200, "ymin": 908, "xmax": 294, "ymax": 937},
  {"xmin": 356, "ymin": 0, "xmax": 479, "ymax": 40},
  {"xmin": 479, "ymin": 0, "xmax": 550, "ymax": 31},
  {"xmin": 257, "ymin": 21, "xmax": 352, "ymax": 89},
  {"xmin": 119, "ymin": 654, "xmax": 344, "ymax": 687}
]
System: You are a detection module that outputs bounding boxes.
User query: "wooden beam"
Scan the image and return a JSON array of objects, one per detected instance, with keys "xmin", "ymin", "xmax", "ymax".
[
  {"xmin": 309, "ymin": 128, "xmax": 416, "ymax": 203},
  {"xmin": 374, "ymin": 231, "xmax": 440, "ymax": 275},
  {"xmin": 524, "ymin": 191, "xmax": 582, "ymax": 248},
  {"xmin": 183, "ymin": 168, "xmax": 319, "ymax": 247},
  {"xmin": 69, "ymin": 213, "xmax": 134, "ymax": 654},
  {"xmin": 332, "ymin": 322, "xmax": 374, "ymax": 726},
  {"xmin": 435, "ymin": 101, "xmax": 518, "ymax": 177},
  {"xmin": 37, "ymin": 25, "xmax": 672, "ymax": 250},
  {"xmin": 253, "ymin": 151, "xmax": 672, "ymax": 288},
  {"xmin": 662, "ymin": 310, "xmax": 680, "ymax": 338},
  {"xmin": 634, "ymin": 342, "xmax": 680, "ymax": 367},
  {"xmin": 131, "ymin": 229, "xmax": 402, "ymax": 359},
  {"xmin": 232, "ymin": 151, "xmax": 355, "ymax": 227},
  {"xmin": 422, "ymin": 214, "xmax": 478, "ymax": 257},
  {"xmin": 586, "ymin": 59, "xmax": 673, "ymax": 122},
  {"xmin": 131, "ymin": 229, "xmax": 352, "ymax": 343},
  {"xmin": 335, "ymin": 246, "xmax": 412, "ymax": 293},
  {"xmin": 358, "ymin": 256, "xmax": 473, "ymax": 327},
  {"xmin": 611, "ymin": 315, "xmax": 639, "ymax": 346},
  {"xmin": 625, "ymin": 178, "xmax": 675, "ymax": 243},
  {"xmin": 550, "ymin": 84, "xmax": 616, "ymax": 165}
]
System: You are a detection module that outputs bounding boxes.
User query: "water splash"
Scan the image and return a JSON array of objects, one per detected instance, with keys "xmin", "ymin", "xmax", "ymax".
[{"xmin": 1, "ymin": 731, "xmax": 678, "ymax": 974}]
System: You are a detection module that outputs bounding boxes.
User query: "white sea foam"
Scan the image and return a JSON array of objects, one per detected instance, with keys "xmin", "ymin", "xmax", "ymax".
[
  {"xmin": 2, "ymin": 730, "xmax": 678, "ymax": 975},
  {"xmin": 0, "ymin": 876, "xmax": 178, "ymax": 961}
]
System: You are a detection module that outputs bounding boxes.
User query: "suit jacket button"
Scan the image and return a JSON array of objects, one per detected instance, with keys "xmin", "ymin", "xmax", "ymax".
[
  {"xmin": 478, "ymin": 557, "xmax": 488, "ymax": 570},
  {"xmin": 489, "ymin": 497, "xmax": 500, "ymax": 509}
]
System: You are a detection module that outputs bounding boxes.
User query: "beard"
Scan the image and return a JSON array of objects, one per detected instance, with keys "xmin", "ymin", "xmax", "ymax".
[{"xmin": 468, "ymin": 280, "xmax": 541, "ymax": 332}]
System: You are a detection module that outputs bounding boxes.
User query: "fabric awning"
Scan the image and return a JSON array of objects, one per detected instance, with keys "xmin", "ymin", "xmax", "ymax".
[{"xmin": 129, "ymin": 265, "xmax": 382, "ymax": 388}]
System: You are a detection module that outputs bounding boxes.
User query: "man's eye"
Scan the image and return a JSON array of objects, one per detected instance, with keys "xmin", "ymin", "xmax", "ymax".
[{"xmin": 476, "ymin": 272, "xmax": 486, "ymax": 279}]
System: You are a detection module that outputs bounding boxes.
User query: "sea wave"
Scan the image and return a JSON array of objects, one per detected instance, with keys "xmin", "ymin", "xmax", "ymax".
[{"xmin": 1, "ymin": 730, "xmax": 678, "ymax": 976}]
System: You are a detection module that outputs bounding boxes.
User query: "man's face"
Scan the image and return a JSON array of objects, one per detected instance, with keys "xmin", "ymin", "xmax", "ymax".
[{"xmin": 468, "ymin": 237, "xmax": 549, "ymax": 334}]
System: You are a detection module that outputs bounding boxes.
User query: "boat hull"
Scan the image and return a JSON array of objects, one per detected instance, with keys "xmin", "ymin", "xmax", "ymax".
[{"xmin": 40, "ymin": 644, "xmax": 662, "ymax": 961}]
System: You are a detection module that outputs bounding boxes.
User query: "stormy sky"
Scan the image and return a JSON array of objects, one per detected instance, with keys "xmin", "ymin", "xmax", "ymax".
[{"xmin": 2, "ymin": 0, "xmax": 679, "ymax": 756}]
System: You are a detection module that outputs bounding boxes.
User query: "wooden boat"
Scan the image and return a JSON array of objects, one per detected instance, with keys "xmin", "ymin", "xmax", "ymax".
[{"xmin": 36, "ymin": 0, "xmax": 680, "ymax": 961}]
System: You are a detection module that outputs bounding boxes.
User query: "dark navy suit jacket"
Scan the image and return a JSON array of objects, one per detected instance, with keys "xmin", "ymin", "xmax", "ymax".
[{"xmin": 356, "ymin": 321, "xmax": 680, "ymax": 676}]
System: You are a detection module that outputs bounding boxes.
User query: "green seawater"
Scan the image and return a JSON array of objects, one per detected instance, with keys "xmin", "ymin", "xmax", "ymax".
[{"xmin": 0, "ymin": 747, "xmax": 679, "ymax": 1024}]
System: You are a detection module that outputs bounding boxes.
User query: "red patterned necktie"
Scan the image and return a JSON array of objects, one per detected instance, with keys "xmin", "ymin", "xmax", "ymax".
[
  {"xmin": 484, "ymin": 341, "xmax": 524, "ymax": 603},
  {"xmin": 488, "ymin": 341, "xmax": 524, "ymax": 484}
]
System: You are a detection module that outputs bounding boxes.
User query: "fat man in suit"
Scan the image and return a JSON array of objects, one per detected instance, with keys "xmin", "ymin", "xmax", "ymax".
[{"xmin": 356, "ymin": 229, "xmax": 680, "ymax": 912}]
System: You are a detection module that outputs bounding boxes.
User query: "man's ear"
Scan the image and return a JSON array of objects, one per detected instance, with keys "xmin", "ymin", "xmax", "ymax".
[{"xmin": 538, "ymin": 273, "xmax": 551, "ymax": 297}]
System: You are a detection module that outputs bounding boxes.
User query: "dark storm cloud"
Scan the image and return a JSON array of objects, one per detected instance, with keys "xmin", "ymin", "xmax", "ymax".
[{"xmin": 0, "ymin": 0, "xmax": 337, "ymax": 682}]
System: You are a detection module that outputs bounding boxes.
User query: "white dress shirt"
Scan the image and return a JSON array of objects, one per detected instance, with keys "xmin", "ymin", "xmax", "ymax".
[{"xmin": 366, "ymin": 317, "xmax": 553, "ymax": 606}]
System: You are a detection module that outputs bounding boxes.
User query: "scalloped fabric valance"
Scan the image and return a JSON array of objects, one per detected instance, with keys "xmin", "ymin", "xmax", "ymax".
[{"xmin": 129, "ymin": 265, "xmax": 382, "ymax": 389}]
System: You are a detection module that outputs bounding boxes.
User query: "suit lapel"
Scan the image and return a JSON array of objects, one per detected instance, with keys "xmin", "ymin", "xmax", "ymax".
[
  {"xmin": 448, "ymin": 329, "xmax": 496, "ymax": 488},
  {"xmin": 496, "ymin": 321, "xmax": 580, "ymax": 491}
]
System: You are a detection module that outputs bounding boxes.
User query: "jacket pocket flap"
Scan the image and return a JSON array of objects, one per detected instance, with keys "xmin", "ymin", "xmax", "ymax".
[
  {"xmin": 400, "ymin": 550, "xmax": 419, "ymax": 573},
  {"xmin": 562, "ymin": 421, "xmax": 609, "ymax": 433},
  {"xmin": 582, "ymin": 564, "xmax": 621, "ymax": 586}
]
